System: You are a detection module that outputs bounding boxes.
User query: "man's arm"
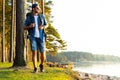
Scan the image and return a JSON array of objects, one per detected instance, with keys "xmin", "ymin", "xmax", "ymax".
[
  {"xmin": 38, "ymin": 24, "xmax": 48, "ymax": 30},
  {"xmin": 38, "ymin": 14, "xmax": 48, "ymax": 30},
  {"xmin": 24, "ymin": 13, "xmax": 35, "ymax": 30},
  {"xmin": 24, "ymin": 23, "xmax": 35, "ymax": 30}
]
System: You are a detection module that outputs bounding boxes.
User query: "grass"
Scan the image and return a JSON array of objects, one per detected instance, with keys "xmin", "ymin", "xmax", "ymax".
[{"xmin": 0, "ymin": 62, "xmax": 80, "ymax": 80}]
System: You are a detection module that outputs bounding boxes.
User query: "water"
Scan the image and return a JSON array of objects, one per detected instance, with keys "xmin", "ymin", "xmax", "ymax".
[{"xmin": 73, "ymin": 61, "xmax": 120, "ymax": 77}]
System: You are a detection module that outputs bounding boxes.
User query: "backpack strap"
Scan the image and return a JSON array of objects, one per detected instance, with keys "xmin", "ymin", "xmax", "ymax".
[
  {"xmin": 38, "ymin": 14, "xmax": 47, "ymax": 41},
  {"xmin": 26, "ymin": 12, "xmax": 35, "ymax": 23}
]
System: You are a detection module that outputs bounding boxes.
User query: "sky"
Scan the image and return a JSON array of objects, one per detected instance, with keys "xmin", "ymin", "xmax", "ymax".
[{"xmin": 51, "ymin": 0, "xmax": 120, "ymax": 56}]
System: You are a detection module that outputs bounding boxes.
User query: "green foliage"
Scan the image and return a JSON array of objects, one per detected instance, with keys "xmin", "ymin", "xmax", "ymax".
[
  {"xmin": 94, "ymin": 54, "xmax": 120, "ymax": 61},
  {"xmin": 46, "ymin": 24, "xmax": 61, "ymax": 39},
  {"xmin": 46, "ymin": 53, "xmax": 67, "ymax": 62},
  {"xmin": 0, "ymin": 62, "xmax": 12, "ymax": 67},
  {"xmin": 44, "ymin": 0, "xmax": 53, "ymax": 23},
  {"xmin": 46, "ymin": 51, "xmax": 120, "ymax": 62}
]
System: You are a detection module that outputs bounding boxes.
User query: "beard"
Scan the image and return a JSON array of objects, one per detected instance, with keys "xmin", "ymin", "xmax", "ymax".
[{"xmin": 35, "ymin": 10, "xmax": 39, "ymax": 13}]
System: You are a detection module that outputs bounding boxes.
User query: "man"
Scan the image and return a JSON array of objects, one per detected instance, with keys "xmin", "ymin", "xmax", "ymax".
[{"xmin": 24, "ymin": 3, "xmax": 47, "ymax": 73}]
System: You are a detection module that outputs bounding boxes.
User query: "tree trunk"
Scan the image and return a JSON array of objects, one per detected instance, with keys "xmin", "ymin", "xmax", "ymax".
[
  {"xmin": 40, "ymin": 0, "xmax": 44, "ymax": 14},
  {"xmin": 13, "ymin": 0, "xmax": 26, "ymax": 67},
  {"xmin": 2, "ymin": 0, "xmax": 5, "ymax": 62},
  {"xmin": 9, "ymin": 0, "xmax": 15, "ymax": 62},
  {"xmin": 32, "ymin": 0, "xmax": 34, "ymax": 4}
]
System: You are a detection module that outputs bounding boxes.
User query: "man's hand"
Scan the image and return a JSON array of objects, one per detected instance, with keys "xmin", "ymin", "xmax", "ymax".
[
  {"xmin": 39, "ymin": 25, "xmax": 44, "ymax": 30},
  {"xmin": 29, "ymin": 23, "xmax": 35, "ymax": 28},
  {"xmin": 24, "ymin": 23, "xmax": 35, "ymax": 30}
]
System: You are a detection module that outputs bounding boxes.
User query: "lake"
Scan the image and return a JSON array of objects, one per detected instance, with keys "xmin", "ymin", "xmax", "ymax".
[{"xmin": 73, "ymin": 61, "xmax": 120, "ymax": 77}]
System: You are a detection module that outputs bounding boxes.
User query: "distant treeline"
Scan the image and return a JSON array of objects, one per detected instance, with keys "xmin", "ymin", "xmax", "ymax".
[{"xmin": 46, "ymin": 51, "xmax": 120, "ymax": 62}]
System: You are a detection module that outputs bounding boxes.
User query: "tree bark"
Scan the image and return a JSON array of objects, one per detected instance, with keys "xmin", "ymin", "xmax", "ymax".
[
  {"xmin": 41, "ymin": 0, "xmax": 44, "ymax": 14},
  {"xmin": 9, "ymin": 0, "xmax": 15, "ymax": 62},
  {"xmin": 13, "ymin": 0, "xmax": 26, "ymax": 67},
  {"xmin": 32, "ymin": 0, "xmax": 34, "ymax": 4},
  {"xmin": 2, "ymin": 0, "xmax": 5, "ymax": 62}
]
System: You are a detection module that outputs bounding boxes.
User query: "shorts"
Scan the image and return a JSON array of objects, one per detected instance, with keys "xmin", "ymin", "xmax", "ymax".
[{"xmin": 30, "ymin": 37, "xmax": 45, "ymax": 53}]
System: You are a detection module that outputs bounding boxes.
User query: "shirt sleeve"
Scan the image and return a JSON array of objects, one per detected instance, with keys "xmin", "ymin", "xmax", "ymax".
[
  {"xmin": 24, "ymin": 16, "xmax": 31, "ymax": 26},
  {"xmin": 41, "ymin": 14, "xmax": 47, "ymax": 26}
]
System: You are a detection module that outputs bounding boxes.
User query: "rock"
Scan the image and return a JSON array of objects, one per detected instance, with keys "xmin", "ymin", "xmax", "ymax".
[{"xmin": 74, "ymin": 71, "xmax": 120, "ymax": 80}]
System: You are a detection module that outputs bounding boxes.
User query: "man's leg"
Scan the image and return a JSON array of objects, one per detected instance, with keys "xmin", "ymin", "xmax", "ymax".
[
  {"xmin": 30, "ymin": 37, "xmax": 37, "ymax": 73},
  {"xmin": 40, "ymin": 52, "xmax": 44, "ymax": 65},
  {"xmin": 32, "ymin": 50, "xmax": 37, "ymax": 73},
  {"xmin": 37, "ymin": 38, "xmax": 45, "ymax": 72},
  {"xmin": 39, "ymin": 52, "xmax": 44, "ymax": 72}
]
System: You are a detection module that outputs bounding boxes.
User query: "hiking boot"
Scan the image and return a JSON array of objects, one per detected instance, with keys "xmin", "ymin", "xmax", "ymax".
[
  {"xmin": 39, "ymin": 64, "xmax": 44, "ymax": 72},
  {"xmin": 33, "ymin": 67, "xmax": 37, "ymax": 73}
]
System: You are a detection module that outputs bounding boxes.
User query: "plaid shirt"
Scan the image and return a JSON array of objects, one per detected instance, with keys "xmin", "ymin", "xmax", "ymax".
[{"xmin": 24, "ymin": 13, "xmax": 47, "ymax": 42}]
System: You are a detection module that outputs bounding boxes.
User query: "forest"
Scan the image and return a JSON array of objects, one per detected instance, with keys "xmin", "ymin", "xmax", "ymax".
[
  {"xmin": 0, "ymin": 0, "xmax": 66, "ymax": 66},
  {"xmin": 46, "ymin": 51, "xmax": 120, "ymax": 63}
]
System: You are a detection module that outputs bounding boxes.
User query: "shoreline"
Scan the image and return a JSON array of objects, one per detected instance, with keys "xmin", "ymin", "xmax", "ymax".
[{"xmin": 74, "ymin": 71, "xmax": 120, "ymax": 80}]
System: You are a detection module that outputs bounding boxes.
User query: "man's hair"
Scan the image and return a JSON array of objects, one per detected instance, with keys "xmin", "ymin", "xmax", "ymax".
[
  {"xmin": 31, "ymin": 3, "xmax": 42, "ymax": 13},
  {"xmin": 32, "ymin": 4, "xmax": 38, "ymax": 8}
]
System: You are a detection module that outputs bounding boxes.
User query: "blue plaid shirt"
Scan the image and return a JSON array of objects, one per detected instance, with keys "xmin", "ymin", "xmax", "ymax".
[{"xmin": 24, "ymin": 13, "xmax": 47, "ymax": 42}]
